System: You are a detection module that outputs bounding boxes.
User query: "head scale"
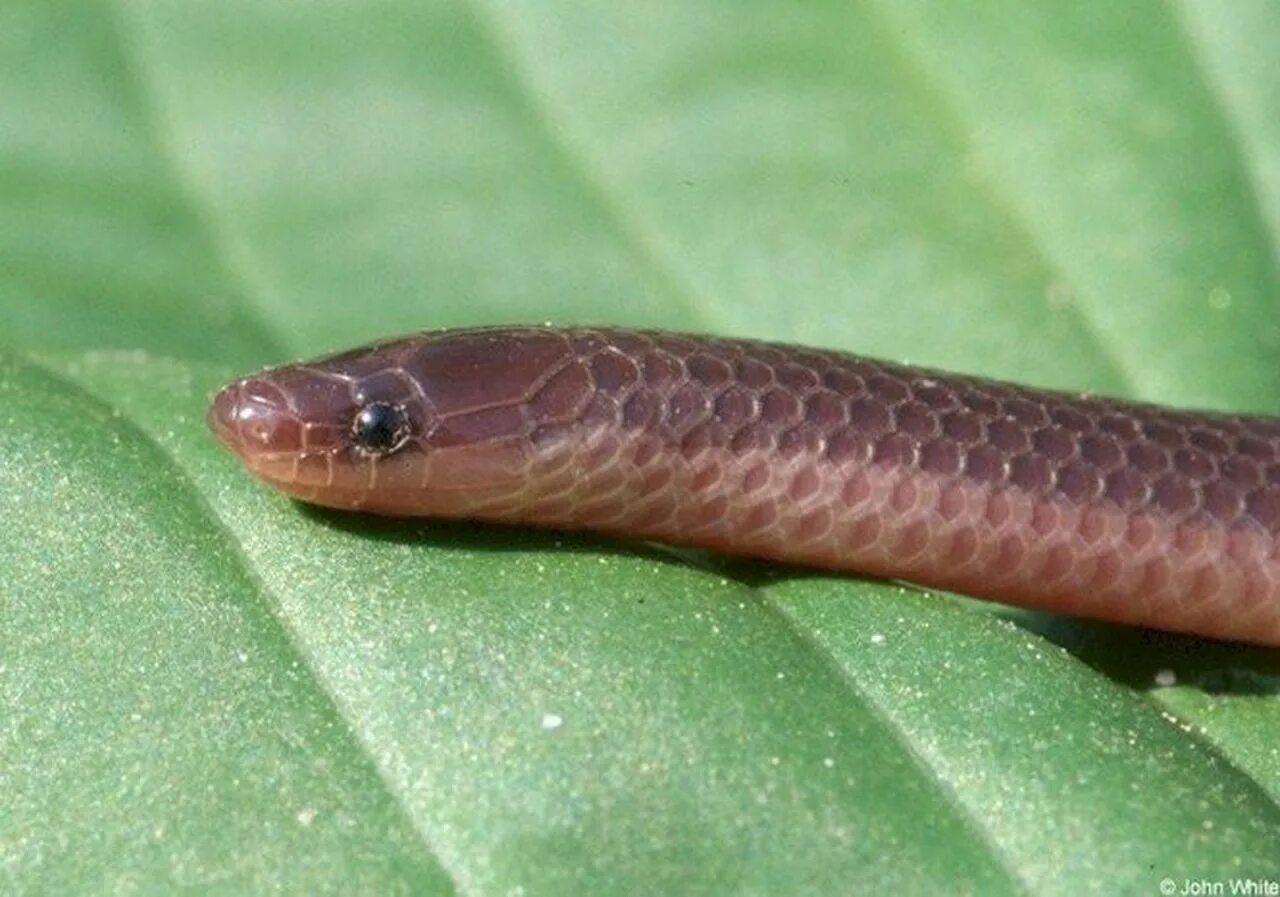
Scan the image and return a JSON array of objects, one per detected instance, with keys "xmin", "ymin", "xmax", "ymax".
[{"xmin": 208, "ymin": 328, "xmax": 578, "ymax": 515}]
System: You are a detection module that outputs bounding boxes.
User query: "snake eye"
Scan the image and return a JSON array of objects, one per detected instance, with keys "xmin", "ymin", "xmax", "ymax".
[{"xmin": 351, "ymin": 402, "xmax": 410, "ymax": 456}]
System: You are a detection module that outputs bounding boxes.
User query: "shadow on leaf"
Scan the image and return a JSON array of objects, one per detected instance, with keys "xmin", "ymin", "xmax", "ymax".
[
  {"xmin": 295, "ymin": 502, "xmax": 712, "ymax": 570},
  {"xmin": 1003, "ymin": 610, "xmax": 1280, "ymax": 695},
  {"xmin": 298, "ymin": 503, "xmax": 1280, "ymax": 695}
]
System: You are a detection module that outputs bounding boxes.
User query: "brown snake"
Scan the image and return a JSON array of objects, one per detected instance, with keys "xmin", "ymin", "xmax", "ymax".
[{"xmin": 209, "ymin": 326, "xmax": 1280, "ymax": 646}]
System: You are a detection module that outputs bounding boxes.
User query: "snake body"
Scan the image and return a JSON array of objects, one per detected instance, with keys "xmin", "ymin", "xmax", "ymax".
[{"xmin": 209, "ymin": 326, "xmax": 1280, "ymax": 646}]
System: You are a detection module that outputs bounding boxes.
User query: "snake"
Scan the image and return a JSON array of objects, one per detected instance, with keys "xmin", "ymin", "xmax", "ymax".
[{"xmin": 208, "ymin": 325, "xmax": 1280, "ymax": 646}]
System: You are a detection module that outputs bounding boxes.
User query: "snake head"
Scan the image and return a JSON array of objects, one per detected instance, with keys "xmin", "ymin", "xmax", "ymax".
[{"xmin": 208, "ymin": 328, "xmax": 577, "ymax": 515}]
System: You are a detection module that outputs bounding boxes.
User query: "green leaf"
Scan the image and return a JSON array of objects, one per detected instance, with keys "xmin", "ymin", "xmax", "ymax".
[{"xmin": 3, "ymin": 2, "xmax": 1280, "ymax": 893}]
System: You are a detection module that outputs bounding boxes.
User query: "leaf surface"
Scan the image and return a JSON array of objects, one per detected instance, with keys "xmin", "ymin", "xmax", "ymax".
[{"xmin": 3, "ymin": 2, "xmax": 1280, "ymax": 893}]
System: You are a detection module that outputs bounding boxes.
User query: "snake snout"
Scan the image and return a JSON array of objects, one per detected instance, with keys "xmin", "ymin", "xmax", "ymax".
[{"xmin": 208, "ymin": 378, "xmax": 303, "ymax": 456}]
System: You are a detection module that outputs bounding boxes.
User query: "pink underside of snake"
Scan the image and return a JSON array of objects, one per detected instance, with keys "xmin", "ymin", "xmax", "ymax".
[{"xmin": 209, "ymin": 326, "xmax": 1280, "ymax": 647}]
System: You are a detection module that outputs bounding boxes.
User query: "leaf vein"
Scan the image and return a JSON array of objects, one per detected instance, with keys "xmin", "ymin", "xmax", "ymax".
[
  {"xmin": 103, "ymin": 0, "xmax": 291, "ymax": 359},
  {"xmin": 460, "ymin": 0, "xmax": 715, "ymax": 331},
  {"xmin": 18, "ymin": 350, "xmax": 464, "ymax": 895},
  {"xmin": 857, "ymin": 0, "xmax": 1138, "ymax": 396}
]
